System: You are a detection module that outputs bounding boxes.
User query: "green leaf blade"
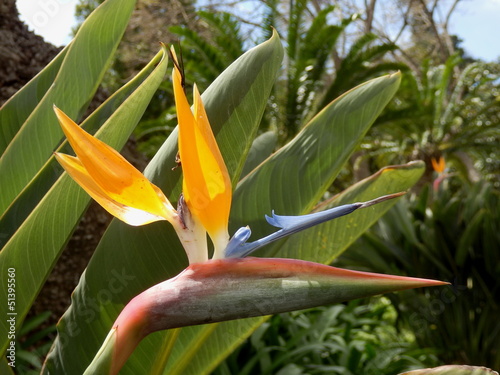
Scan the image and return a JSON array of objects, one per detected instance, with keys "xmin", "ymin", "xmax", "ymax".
[
  {"xmin": 0, "ymin": 47, "xmax": 169, "ymax": 356},
  {"xmin": 0, "ymin": 0, "xmax": 136, "ymax": 215},
  {"xmin": 272, "ymin": 161, "xmax": 425, "ymax": 263},
  {"xmin": 231, "ymin": 72, "xmax": 402, "ymax": 238},
  {"xmin": 0, "ymin": 49, "xmax": 159, "ymax": 248},
  {"xmin": 400, "ymin": 365, "xmax": 499, "ymax": 375}
]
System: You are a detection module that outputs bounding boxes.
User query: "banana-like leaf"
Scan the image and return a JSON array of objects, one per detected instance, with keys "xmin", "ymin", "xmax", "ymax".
[
  {"xmin": 163, "ymin": 162, "xmax": 424, "ymax": 375},
  {"xmin": 0, "ymin": 0, "xmax": 136, "ymax": 215},
  {"xmin": 0, "ymin": 45, "xmax": 69, "ymax": 155},
  {"xmin": 400, "ymin": 365, "xmax": 499, "ymax": 375},
  {"xmin": 0, "ymin": 51, "xmax": 159, "ymax": 248},
  {"xmin": 270, "ymin": 161, "xmax": 425, "ymax": 261},
  {"xmin": 231, "ymin": 72, "xmax": 401, "ymax": 239},
  {"xmin": 43, "ymin": 32, "xmax": 285, "ymax": 375},
  {"xmin": 240, "ymin": 130, "xmax": 278, "ymax": 178},
  {"xmin": 0, "ymin": 47, "xmax": 169, "ymax": 355}
]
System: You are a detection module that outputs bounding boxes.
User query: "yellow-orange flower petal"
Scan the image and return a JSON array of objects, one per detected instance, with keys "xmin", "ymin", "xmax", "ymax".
[
  {"xmin": 431, "ymin": 156, "xmax": 445, "ymax": 174},
  {"xmin": 171, "ymin": 50, "xmax": 232, "ymax": 257},
  {"xmin": 54, "ymin": 106, "xmax": 175, "ymax": 224},
  {"xmin": 55, "ymin": 153, "xmax": 169, "ymax": 225}
]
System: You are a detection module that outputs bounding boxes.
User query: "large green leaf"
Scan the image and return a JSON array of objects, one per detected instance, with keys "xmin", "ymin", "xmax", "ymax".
[
  {"xmin": 0, "ymin": 0, "xmax": 136, "ymax": 215},
  {"xmin": 163, "ymin": 162, "xmax": 424, "ymax": 375},
  {"xmin": 240, "ymin": 130, "xmax": 278, "ymax": 178},
  {"xmin": 0, "ymin": 47, "xmax": 169, "ymax": 356},
  {"xmin": 43, "ymin": 32, "xmax": 284, "ymax": 375},
  {"xmin": 0, "ymin": 50, "xmax": 159, "ymax": 248},
  {"xmin": 272, "ymin": 161, "xmax": 425, "ymax": 262},
  {"xmin": 0, "ymin": 356, "xmax": 15, "ymax": 375},
  {"xmin": 231, "ymin": 72, "xmax": 402, "ymax": 239}
]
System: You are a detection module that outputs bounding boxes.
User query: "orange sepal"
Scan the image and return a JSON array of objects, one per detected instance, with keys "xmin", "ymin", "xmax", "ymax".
[
  {"xmin": 55, "ymin": 153, "xmax": 170, "ymax": 226},
  {"xmin": 54, "ymin": 106, "xmax": 175, "ymax": 224},
  {"xmin": 171, "ymin": 50, "xmax": 231, "ymax": 256},
  {"xmin": 431, "ymin": 156, "xmax": 445, "ymax": 173}
]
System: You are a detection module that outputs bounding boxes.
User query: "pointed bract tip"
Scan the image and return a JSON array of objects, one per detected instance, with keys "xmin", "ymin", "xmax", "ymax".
[{"xmin": 53, "ymin": 105, "xmax": 64, "ymax": 119}]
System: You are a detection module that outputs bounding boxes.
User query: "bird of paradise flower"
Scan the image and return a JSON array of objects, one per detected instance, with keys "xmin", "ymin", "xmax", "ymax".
[{"xmin": 53, "ymin": 47, "xmax": 447, "ymax": 374}]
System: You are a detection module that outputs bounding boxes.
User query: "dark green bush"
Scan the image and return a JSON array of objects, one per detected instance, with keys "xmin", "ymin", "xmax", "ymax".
[{"xmin": 214, "ymin": 298, "xmax": 440, "ymax": 375}]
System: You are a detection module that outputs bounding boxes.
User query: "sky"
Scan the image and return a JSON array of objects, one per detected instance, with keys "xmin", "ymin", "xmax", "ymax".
[
  {"xmin": 17, "ymin": 0, "xmax": 500, "ymax": 62},
  {"xmin": 18, "ymin": 0, "xmax": 77, "ymax": 46},
  {"xmin": 448, "ymin": 0, "xmax": 500, "ymax": 61}
]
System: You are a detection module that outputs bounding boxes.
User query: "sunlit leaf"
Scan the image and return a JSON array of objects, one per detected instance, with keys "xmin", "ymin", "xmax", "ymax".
[{"xmin": 0, "ymin": 46, "xmax": 168, "ymax": 355}]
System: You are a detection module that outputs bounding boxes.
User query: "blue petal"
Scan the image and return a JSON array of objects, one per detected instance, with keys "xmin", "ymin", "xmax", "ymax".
[
  {"xmin": 224, "ymin": 192, "xmax": 405, "ymax": 259},
  {"xmin": 226, "ymin": 226, "xmax": 252, "ymax": 251},
  {"xmin": 265, "ymin": 204, "xmax": 360, "ymax": 231}
]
